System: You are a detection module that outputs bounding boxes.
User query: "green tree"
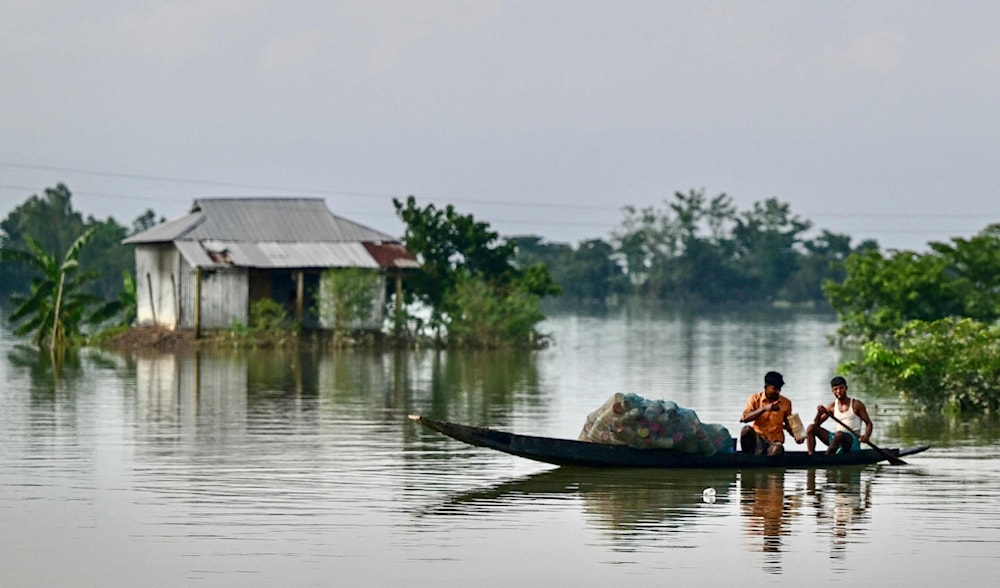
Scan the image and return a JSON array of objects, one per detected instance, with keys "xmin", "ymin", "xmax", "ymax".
[
  {"xmin": 1, "ymin": 184, "xmax": 149, "ymax": 306},
  {"xmin": 0, "ymin": 184, "xmax": 86, "ymax": 302},
  {"xmin": 613, "ymin": 190, "xmax": 759, "ymax": 303},
  {"xmin": 560, "ymin": 239, "xmax": 628, "ymax": 302},
  {"xmin": 731, "ymin": 198, "xmax": 812, "ymax": 302},
  {"xmin": 926, "ymin": 223, "xmax": 1000, "ymax": 319},
  {"xmin": 79, "ymin": 216, "xmax": 132, "ymax": 300},
  {"xmin": 1, "ymin": 227, "xmax": 111, "ymax": 350},
  {"xmin": 611, "ymin": 191, "xmax": 890, "ymax": 307},
  {"xmin": 512, "ymin": 236, "xmax": 626, "ymax": 303},
  {"xmin": 393, "ymin": 196, "xmax": 559, "ymax": 346},
  {"xmin": 614, "ymin": 202, "xmax": 677, "ymax": 297},
  {"xmin": 784, "ymin": 231, "xmax": 877, "ymax": 305},
  {"xmin": 824, "ymin": 248, "xmax": 969, "ymax": 341},
  {"xmin": 510, "ymin": 235, "xmax": 571, "ymax": 270},
  {"xmin": 130, "ymin": 209, "xmax": 162, "ymax": 235},
  {"xmin": 664, "ymin": 190, "xmax": 741, "ymax": 303}
]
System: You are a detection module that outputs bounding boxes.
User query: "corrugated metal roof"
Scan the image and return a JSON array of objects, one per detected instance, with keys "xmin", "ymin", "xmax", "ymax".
[
  {"xmin": 175, "ymin": 240, "xmax": 385, "ymax": 269},
  {"xmin": 125, "ymin": 197, "xmax": 419, "ymax": 270},
  {"xmin": 175, "ymin": 240, "xmax": 216, "ymax": 268},
  {"xmin": 124, "ymin": 198, "xmax": 397, "ymax": 244},
  {"xmin": 124, "ymin": 211, "xmax": 205, "ymax": 244}
]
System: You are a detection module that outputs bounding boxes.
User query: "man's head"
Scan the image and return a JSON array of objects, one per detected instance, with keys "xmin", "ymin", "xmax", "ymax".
[
  {"xmin": 763, "ymin": 371, "xmax": 784, "ymax": 400},
  {"xmin": 831, "ymin": 376, "xmax": 848, "ymax": 398}
]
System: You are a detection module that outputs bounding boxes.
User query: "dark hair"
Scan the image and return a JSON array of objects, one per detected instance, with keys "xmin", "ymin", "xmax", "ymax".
[
  {"xmin": 830, "ymin": 376, "xmax": 848, "ymax": 388},
  {"xmin": 764, "ymin": 371, "xmax": 784, "ymax": 389}
]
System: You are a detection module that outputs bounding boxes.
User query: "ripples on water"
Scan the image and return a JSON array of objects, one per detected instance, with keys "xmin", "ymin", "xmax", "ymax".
[{"xmin": 2, "ymin": 310, "xmax": 1000, "ymax": 586}]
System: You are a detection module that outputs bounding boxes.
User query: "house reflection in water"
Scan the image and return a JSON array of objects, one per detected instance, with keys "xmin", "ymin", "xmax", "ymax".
[
  {"xmin": 131, "ymin": 348, "xmax": 407, "ymax": 439},
  {"xmin": 134, "ymin": 353, "xmax": 249, "ymax": 439}
]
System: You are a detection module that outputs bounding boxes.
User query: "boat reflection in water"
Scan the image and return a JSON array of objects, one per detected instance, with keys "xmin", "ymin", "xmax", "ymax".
[{"xmin": 426, "ymin": 467, "xmax": 738, "ymax": 549}]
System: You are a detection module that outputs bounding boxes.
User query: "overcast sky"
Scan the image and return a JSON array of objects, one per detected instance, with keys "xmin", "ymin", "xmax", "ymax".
[{"xmin": 2, "ymin": 1, "xmax": 998, "ymax": 251}]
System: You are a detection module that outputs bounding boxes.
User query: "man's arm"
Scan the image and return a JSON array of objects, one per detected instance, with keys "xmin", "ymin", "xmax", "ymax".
[
  {"xmin": 814, "ymin": 402, "xmax": 834, "ymax": 424},
  {"xmin": 741, "ymin": 395, "xmax": 779, "ymax": 423},
  {"xmin": 741, "ymin": 405, "xmax": 768, "ymax": 423},
  {"xmin": 741, "ymin": 395, "xmax": 760, "ymax": 423},
  {"xmin": 854, "ymin": 400, "xmax": 873, "ymax": 442}
]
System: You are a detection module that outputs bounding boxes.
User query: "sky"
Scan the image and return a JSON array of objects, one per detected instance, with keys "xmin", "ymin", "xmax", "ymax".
[{"xmin": 2, "ymin": 1, "xmax": 999, "ymax": 252}]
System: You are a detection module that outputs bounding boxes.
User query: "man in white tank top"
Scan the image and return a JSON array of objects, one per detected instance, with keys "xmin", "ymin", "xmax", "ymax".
[{"xmin": 805, "ymin": 376, "xmax": 874, "ymax": 455}]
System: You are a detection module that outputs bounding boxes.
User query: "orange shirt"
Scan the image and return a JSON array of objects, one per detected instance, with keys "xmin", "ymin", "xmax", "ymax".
[{"xmin": 742, "ymin": 391, "xmax": 792, "ymax": 443}]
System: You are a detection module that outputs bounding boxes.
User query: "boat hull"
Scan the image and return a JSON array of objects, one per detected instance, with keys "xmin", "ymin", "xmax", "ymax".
[{"xmin": 410, "ymin": 415, "xmax": 929, "ymax": 469}]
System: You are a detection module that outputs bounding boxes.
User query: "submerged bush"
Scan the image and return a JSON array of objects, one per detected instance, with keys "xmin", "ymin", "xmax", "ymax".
[
  {"xmin": 250, "ymin": 299, "xmax": 291, "ymax": 331},
  {"xmin": 843, "ymin": 318, "xmax": 1000, "ymax": 414},
  {"xmin": 444, "ymin": 273, "xmax": 547, "ymax": 349}
]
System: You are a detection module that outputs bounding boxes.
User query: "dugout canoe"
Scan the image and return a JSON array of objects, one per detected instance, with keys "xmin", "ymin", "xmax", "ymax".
[{"xmin": 409, "ymin": 415, "xmax": 930, "ymax": 469}]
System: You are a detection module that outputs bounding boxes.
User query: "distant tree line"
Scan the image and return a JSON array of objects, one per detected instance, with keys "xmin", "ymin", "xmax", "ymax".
[
  {"xmin": 2, "ymin": 185, "xmax": 886, "ymax": 322},
  {"xmin": 0, "ymin": 184, "xmax": 158, "ymax": 305},
  {"xmin": 512, "ymin": 189, "xmax": 878, "ymax": 307},
  {"xmin": 0, "ymin": 184, "xmax": 156, "ymax": 349}
]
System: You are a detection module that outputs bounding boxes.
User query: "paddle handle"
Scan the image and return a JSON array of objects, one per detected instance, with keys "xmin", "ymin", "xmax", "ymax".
[{"xmin": 823, "ymin": 411, "xmax": 906, "ymax": 465}]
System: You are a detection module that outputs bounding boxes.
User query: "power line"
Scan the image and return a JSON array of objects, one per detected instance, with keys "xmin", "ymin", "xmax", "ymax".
[
  {"xmin": 2, "ymin": 162, "xmax": 995, "ymax": 236},
  {"xmin": 0, "ymin": 161, "xmax": 619, "ymax": 211}
]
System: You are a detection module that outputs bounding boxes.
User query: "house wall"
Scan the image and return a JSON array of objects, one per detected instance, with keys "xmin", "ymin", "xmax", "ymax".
[
  {"xmin": 177, "ymin": 257, "xmax": 194, "ymax": 329},
  {"xmin": 135, "ymin": 245, "xmax": 390, "ymax": 332},
  {"xmin": 197, "ymin": 267, "xmax": 249, "ymax": 329},
  {"xmin": 134, "ymin": 244, "xmax": 181, "ymax": 329}
]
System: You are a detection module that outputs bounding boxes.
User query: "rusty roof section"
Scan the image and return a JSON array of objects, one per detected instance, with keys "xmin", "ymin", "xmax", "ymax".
[{"xmin": 363, "ymin": 242, "xmax": 420, "ymax": 269}]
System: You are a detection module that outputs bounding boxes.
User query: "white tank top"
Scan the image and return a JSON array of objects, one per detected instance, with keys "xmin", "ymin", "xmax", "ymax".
[{"xmin": 834, "ymin": 399, "xmax": 862, "ymax": 433}]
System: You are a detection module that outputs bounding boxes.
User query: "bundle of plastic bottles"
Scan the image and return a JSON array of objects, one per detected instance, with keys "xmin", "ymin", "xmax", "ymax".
[{"xmin": 578, "ymin": 392, "xmax": 734, "ymax": 456}]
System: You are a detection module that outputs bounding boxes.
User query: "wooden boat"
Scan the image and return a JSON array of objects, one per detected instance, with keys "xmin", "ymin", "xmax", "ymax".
[{"xmin": 409, "ymin": 415, "xmax": 930, "ymax": 469}]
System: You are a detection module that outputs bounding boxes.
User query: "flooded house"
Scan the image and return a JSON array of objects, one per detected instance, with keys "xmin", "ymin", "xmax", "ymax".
[{"xmin": 123, "ymin": 198, "xmax": 419, "ymax": 333}]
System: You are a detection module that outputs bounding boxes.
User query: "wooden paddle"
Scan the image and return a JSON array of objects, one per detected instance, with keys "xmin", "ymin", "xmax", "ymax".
[{"xmin": 823, "ymin": 411, "xmax": 907, "ymax": 465}]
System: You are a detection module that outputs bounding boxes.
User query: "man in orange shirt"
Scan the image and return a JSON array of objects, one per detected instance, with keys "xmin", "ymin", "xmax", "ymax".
[{"xmin": 740, "ymin": 371, "xmax": 801, "ymax": 456}]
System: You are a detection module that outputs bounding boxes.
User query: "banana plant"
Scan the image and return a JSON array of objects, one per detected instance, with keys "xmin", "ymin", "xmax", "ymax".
[{"xmin": 1, "ymin": 227, "xmax": 104, "ymax": 350}]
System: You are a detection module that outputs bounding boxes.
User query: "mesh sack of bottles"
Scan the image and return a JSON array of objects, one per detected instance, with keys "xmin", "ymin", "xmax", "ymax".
[{"xmin": 578, "ymin": 392, "xmax": 734, "ymax": 456}]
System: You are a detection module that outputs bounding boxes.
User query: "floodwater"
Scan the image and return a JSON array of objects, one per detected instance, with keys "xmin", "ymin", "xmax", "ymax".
[{"xmin": 1, "ymin": 308, "xmax": 998, "ymax": 587}]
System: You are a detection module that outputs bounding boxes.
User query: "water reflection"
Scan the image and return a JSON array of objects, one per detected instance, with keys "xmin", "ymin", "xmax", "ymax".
[
  {"xmin": 425, "ymin": 467, "xmax": 738, "ymax": 549},
  {"xmin": 739, "ymin": 467, "xmax": 876, "ymax": 573},
  {"xmin": 893, "ymin": 412, "xmax": 1000, "ymax": 446},
  {"xmin": 805, "ymin": 468, "xmax": 872, "ymax": 563},
  {"xmin": 6, "ymin": 344, "xmax": 86, "ymax": 400},
  {"xmin": 740, "ymin": 470, "xmax": 799, "ymax": 573},
  {"xmin": 123, "ymin": 347, "xmax": 548, "ymax": 457}
]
